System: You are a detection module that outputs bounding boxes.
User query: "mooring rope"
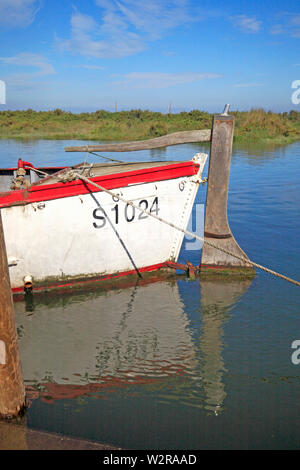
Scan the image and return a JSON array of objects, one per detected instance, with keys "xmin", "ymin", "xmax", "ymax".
[
  {"xmin": 73, "ymin": 171, "xmax": 300, "ymax": 287},
  {"xmin": 25, "ymin": 166, "xmax": 49, "ymax": 177}
]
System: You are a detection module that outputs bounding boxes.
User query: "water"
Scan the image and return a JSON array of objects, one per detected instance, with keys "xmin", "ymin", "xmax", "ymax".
[{"xmin": 1, "ymin": 139, "xmax": 300, "ymax": 449}]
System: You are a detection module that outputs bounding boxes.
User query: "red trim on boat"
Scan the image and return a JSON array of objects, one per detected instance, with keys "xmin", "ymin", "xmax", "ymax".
[
  {"xmin": 0, "ymin": 161, "xmax": 199, "ymax": 208},
  {"xmin": 12, "ymin": 262, "xmax": 167, "ymax": 295}
]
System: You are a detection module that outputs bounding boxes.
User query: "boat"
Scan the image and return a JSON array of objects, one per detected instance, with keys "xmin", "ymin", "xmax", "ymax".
[{"xmin": 0, "ymin": 153, "xmax": 207, "ymax": 294}]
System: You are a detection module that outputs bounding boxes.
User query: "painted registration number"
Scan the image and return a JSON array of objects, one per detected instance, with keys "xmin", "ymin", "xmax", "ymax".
[{"xmin": 92, "ymin": 196, "xmax": 159, "ymax": 229}]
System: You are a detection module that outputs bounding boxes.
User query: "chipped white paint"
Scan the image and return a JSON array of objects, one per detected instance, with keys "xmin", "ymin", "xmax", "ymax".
[
  {"xmin": 0, "ymin": 340, "xmax": 6, "ymax": 365},
  {"xmin": 8, "ymin": 256, "xmax": 19, "ymax": 267}
]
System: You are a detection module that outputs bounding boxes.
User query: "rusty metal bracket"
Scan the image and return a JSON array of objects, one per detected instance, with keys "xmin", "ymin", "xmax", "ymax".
[{"xmin": 165, "ymin": 261, "xmax": 199, "ymax": 277}]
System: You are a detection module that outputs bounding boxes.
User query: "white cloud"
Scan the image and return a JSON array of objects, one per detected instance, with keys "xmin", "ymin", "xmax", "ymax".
[
  {"xmin": 291, "ymin": 15, "xmax": 300, "ymax": 26},
  {"xmin": 114, "ymin": 72, "xmax": 222, "ymax": 89},
  {"xmin": 0, "ymin": 0, "xmax": 40, "ymax": 28},
  {"xmin": 269, "ymin": 14, "xmax": 300, "ymax": 39},
  {"xmin": 230, "ymin": 15, "xmax": 261, "ymax": 33},
  {"xmin": 0, "ymin": 53, "xmax": 55, "ymax": 90},
  {"xmin": 162, "ymin": 50, "xmax": 176, "ymax": 57},
  {"xmin": 233, "ymin": 83, "xmax": 264, "ymax": 88},
  {"xmin": 78, "ymin": 64, "xmax": 106, "ymax": 70},
  {"xmin": 58, "ymin": 1, "xmax": 201, "ymax": 59},
  {"xmin": 58, "ymin": 11, "xmax": 145, "ymax": 58},
  {"xmin": 291, "ymin": 30, "xmax": 300, "ymax": 38},
  {"xmin": 95, "ymin": 0, "xmax": 197, "ymax": 39},
  {"xmin": 270, "ymin": 24, "xmax": 284, "ymax": 35},
  {"xmin": 0, "ymin": 53, "xmax": 55, "ymax": 76}
]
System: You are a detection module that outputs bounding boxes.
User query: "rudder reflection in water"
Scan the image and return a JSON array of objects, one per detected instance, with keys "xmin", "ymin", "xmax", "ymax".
[{"xmin": 199, "ymin": 279, "xmax": 253, "ymax": 415}]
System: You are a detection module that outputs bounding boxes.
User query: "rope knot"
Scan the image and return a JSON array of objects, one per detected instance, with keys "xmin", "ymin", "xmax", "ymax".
[{"xmin": 57, "ymin": 170, "xmax": 77, "ymax": 183}]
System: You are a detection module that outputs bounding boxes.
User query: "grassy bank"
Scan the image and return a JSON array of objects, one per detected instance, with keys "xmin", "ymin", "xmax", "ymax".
[{"xmin": 0, "ymin": 108, "xmax": 300, "ymax": 144}]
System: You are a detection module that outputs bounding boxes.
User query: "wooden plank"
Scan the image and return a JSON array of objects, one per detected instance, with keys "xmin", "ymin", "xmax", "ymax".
[
  {"xmin": 65, "ymin": 129, "xmax": 211, "ymax": 152},
  {"xmin": 0, "ymin": 421, "xmax": 122, "ymax": 450},
  {"xmin": 0, "ymin": 211, "xmax": 25, "ymax": 418}
]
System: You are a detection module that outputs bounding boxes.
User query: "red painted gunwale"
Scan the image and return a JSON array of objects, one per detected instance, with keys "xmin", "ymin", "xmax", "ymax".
[{"xmin": 0, "ymin": 161, "xmax": 199, "ymax": 208}]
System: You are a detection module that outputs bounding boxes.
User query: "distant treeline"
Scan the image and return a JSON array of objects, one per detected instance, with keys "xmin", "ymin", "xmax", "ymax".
[{"xmin": 0, "ymin": 108, "xmax": 299, "ymax": 144}]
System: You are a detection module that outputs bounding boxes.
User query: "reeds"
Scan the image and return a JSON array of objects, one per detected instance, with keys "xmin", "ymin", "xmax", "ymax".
[{"xmin": 0, "ymin": 108, "xmax": 299, "ymax": 144}]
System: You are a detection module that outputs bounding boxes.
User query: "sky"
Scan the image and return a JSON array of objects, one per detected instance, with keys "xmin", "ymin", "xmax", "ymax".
[{"xmin": 0, "ymin": 0, "xmax": 299, "ymax": 113}]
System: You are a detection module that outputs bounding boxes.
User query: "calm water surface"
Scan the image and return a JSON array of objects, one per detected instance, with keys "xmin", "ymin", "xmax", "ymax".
[{"xmin": 1, "ymin": 139, "xmax": 300, "ymax": 449}]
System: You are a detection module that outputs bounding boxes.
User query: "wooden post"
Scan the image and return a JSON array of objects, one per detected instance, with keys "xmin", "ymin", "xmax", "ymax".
[
  {"xmin": 0, "ymin": 211, "xmax": 25, "ymax": 418},
  {"xmin": 200, "ymin": 109, "xmax": 253, "ymax": 272}
]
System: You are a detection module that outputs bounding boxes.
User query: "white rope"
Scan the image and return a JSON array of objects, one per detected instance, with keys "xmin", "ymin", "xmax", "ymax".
[
  {"xmin": 25, "ymin": 166, "xmax": 49, "ymax": 177},
  {"xmin": 74, "ymin": 172, "xmax": 300, "ymax": 287}
]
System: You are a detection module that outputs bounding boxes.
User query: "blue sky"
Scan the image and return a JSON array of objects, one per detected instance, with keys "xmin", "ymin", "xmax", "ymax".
[{"xmin": 0, "ymin": 0, "xmax": 299, "ymax": 112}]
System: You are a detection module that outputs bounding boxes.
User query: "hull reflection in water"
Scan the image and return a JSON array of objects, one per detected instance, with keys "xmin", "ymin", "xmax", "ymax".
[
  {"xmin": 15, "ymin": 281, "xmax": 196, "ymax": 403},
  {"xmin": 15, "ymin": 278, "xmax": 252, "ymax": 414}
]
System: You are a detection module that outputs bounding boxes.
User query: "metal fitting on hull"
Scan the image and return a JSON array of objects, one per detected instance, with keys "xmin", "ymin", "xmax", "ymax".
[{"xmin": 23, "ymin": 275, "xmax": 33, "ymax": 291}]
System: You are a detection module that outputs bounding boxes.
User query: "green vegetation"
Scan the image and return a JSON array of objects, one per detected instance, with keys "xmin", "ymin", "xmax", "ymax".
[
  {"xmin": 233, "ymin": 109, "xmax": 300, "ymax": 145},
  {"xmin": 0, "ymin": 108, "xmax": 300, "ymax": 144}
]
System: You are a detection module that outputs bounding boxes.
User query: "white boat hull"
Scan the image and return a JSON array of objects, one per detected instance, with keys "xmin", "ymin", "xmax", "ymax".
[{"xmin": 1, "ymin": 154, "xmax": 207, "ymax": 291}]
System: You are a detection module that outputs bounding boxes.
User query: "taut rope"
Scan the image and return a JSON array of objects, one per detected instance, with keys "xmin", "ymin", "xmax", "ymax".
[{"xmin": 73, "ymin": 171, "xmax": 300, "ymax": 287}]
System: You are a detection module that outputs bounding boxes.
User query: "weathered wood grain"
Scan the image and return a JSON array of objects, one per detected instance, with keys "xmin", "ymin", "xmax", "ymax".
[
  {"xmin": 65, "ymin": 129, "xmax": 211, "ymax": 152},
  {"xmin": 200, "ymin": 115, "xmax": 252, "ymax": 268},
  {"xmin": 0, "ymin": 212, "xmax": 25, "ymax": 418}
]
